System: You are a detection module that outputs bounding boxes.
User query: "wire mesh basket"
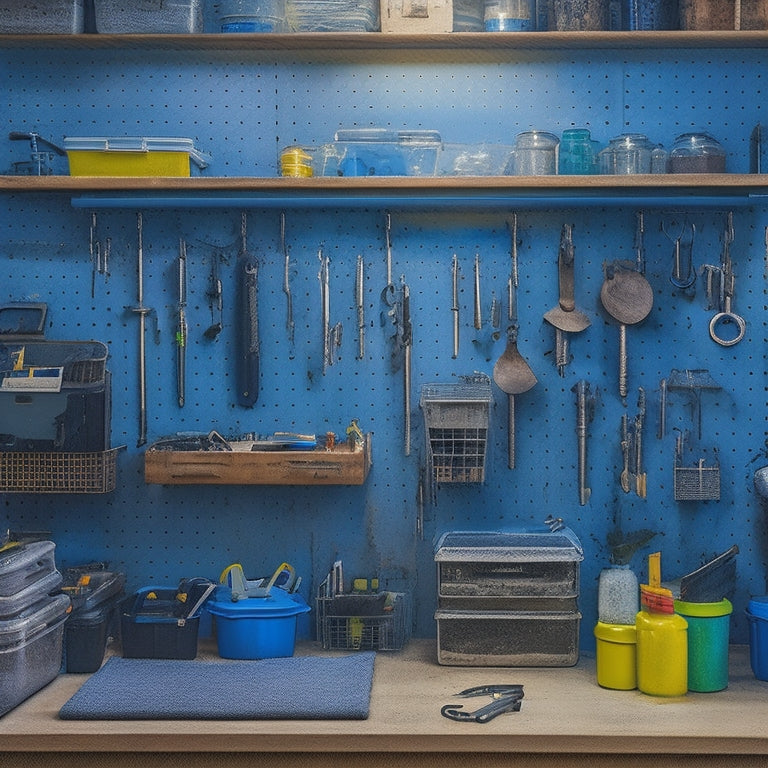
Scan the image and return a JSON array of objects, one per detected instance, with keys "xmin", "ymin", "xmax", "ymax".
[
  {"xmin": 420, "ymin": 373, "xmax": 492, "ymax": 484},
  {"xmin": 0, "ymin": 447, "xmax": 122, "ymax": 493},
  {"xmin": 674, "ymin": 459, "xmax": 721, "ymax": 502},
  {"xmin": 316, "ymin": 590, "xmax": 412, "ymax": 651}
]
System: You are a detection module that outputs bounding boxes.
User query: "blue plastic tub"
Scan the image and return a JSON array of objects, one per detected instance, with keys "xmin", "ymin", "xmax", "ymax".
[
  {"xmin": 747, "ymin": 597, "xmax": 768, "ymax": 681},
  {"xmin": 206, "ymin": 585, "xmax": 311, "ymax": 660}
]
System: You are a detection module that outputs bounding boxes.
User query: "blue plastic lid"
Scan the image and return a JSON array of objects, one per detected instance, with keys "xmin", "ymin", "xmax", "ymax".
[
  {"xmin": 748, "ymin": 596, "xmax": 768, "ymax": 619},
  {"xmin": 206, "ymin": 585, "xmax": 310, "ymax": 619}
]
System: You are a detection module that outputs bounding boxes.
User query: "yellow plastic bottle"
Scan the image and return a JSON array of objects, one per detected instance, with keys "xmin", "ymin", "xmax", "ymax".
[{"xmin": 635, "ymin": 552, "xmax": 688, "ymax": 696}]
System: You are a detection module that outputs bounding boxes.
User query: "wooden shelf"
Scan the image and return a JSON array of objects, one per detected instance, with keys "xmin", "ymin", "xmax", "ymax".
[
  {"xmin": 144, "ymin": 434, "xmax": 372, "ymax": 485},
  {"xmin": 2, "ymin": 30, "xmax": 768, "ymax": 51},
  {"xmin": 4, "ymin": 174, "xmax": 768, "ymax": 208}
]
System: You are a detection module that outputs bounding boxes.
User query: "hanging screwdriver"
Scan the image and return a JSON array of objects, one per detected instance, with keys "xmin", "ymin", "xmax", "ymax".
[{"xmin": 176, "ymin": 238, "xmax": 187, "ymax": 408}]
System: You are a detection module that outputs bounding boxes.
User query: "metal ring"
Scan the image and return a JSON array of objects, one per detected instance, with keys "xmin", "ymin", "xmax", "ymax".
[{"xmin": 709, "ymin": 311, "xmax": 746, "ymax": 347}]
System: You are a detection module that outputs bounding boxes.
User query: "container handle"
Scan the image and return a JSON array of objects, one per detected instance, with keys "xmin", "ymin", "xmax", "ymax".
[{"xmin": 178, "ymin": 582, "xmax": 215, "ymax": 626}]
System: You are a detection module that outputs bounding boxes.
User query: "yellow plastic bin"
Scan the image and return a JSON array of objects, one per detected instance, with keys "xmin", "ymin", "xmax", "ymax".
[
  {"xmin": 636, "ymin": 608, "xmax": 688, "ymax": 696},
  {"xmin": 674, "ymin": 598, "xmax": 732, "ymax": 692},
  {"xmin": 593, "ymin": 621, "xmax": 637, "ymax": 690}
]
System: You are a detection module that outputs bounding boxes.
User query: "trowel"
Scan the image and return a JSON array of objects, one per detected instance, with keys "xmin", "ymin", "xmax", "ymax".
[
  {"xmin": 493, "ymin": 324, "xmax": 537, "ymax": 470},
  {"xmin": 543, "ymin": 223, "xmax": 591, "ymax": 375}
]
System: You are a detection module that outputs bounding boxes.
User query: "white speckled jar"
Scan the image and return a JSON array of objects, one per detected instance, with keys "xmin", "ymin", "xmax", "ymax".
[
  {"xmin": 598, "ymin": 564, "xmax": 639, "ymax": 625},
  {"xmin": 549, "ymin": 0, "xmax": 610, "ymax": 29}
]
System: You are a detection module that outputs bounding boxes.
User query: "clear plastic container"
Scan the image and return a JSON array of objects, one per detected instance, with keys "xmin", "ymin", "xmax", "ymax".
[
  {"xmin": 507, "ymin": 130, "xmax": 560, "ymax": 176},
  {"xmin": 669, "ymin": 132, "xmax": 726, "ymax": 173},
  {"xmin": 0, "ymin": 0, "xmax": 84, "ymax": 33},
  {"xmin": 484, "ymin": 0, "xmax": 535, "ymax": 30},
  {"xmin": 220, "ymin": 0, "xmax": 287, "ymax": 31},
  {"xmin": 549, "ymin": 0, "xmax": 610, "ymax": 29},
  {"xmin": 94, "ymin": 0, "xmax": 204, "ymax": 33},
  {"xmin": 679, "ymin": 0, "xmax": 734, "ymax": 29},
  {"xmin": 622, "ymin": 0, "xmax": 678, "ymax": 29}
]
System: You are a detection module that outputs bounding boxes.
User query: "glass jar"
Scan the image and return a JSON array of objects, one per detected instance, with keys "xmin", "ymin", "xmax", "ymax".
[
  {"xmin": 598, "ymin": 565, "xmax": 640, "ymax": 625},
  {"xmin": 549, "ymin": 0, "xmax": 610, "ymax": 30},
  {"xmin": 558, "ymin": 128, "xmax": 598, "ymax": 175},
  {"xmin": 507, "ymin": 130, "xmax": 560, "ymax": 175},
  {"xmin": 598, "ymin": 133, "xmax": 653, "ymax": 174},
  {"xmin": 669, "ymin": 132, "xmax": 726, "ymax": 173},
  {"xmin": 220, "ymin": 0, "xmax": 287, "ymax": 32},
  {"xmin": 679, "ymin": 0, "xmax": 734, "ymax": 29}
]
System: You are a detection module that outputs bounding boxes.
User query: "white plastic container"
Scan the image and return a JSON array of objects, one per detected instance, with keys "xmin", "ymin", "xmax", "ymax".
[
  {"xmin": 0, "ymin": 1, "xmax": 85, "ymax": 33},
  {"xmin": 94, "ymin": 0, "xmax": 204, "ymax": 33},
  {"xmin": 597, "ymin": 565, "xmax": 639, "ymax": 625}
]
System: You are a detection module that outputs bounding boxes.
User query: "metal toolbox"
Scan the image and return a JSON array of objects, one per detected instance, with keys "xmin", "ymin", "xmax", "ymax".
[{"xmin": 434, "ymin": 528, "xmax": 583, "ymax": 611}]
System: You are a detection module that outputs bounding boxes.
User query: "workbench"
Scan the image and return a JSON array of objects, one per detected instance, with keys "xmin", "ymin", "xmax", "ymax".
[{"xmin": 3, "ymin": 639, "xmax": 767, "ymax": 768}]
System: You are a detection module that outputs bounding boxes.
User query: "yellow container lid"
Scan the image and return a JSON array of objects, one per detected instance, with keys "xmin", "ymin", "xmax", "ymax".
[{"xmin": 594, "ymin": 621, "xmax": 637, "ymax": 643}]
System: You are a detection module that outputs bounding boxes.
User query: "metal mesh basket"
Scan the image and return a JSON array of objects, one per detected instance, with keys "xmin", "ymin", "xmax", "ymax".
[
  {"xmin": 420, "ymin": 374, "xmax": 492, "ymax": 484},
  {"xmin": 316, "ymin": 591, "xmax": 412, "ymax": 651},
  {"xmin": 674, "ymin": 460, "xmax": 721, "ymax": 502},
  {"xmin": 0, "ymin": 447, "xmax": 122, "ymax": 493}
]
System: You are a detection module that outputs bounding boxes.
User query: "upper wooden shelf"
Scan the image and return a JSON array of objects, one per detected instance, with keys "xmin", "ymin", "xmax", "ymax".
[
  {"xmin": 1, "ymin": 31, "xmax": 768, "ymax": 52},
  {"xmin": 3, "ymin": 174, "xmax": 768, "ymax": 209}
]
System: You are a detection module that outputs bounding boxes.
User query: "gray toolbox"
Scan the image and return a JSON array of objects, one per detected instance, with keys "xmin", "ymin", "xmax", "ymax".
[{"xmin": 434, "ymin": 527, "xmax": 583, "ymax": 666}]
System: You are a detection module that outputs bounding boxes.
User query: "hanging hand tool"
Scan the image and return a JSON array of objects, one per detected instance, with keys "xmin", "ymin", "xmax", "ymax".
[
  {"xmin": 493, "ymin": 324, "xmax": 537, "ymax": 470},
  {"xmin": 127, "ymin": 212, "xmax": 153, "ymax": 447},
  {"xmin": 543, "ymin": 223, "xmax": 590, "ymax": 376},
  {"xmin": 658, "ymin": 377, "xmax": 667, "ymax": 439},
  {"xmin": 573, "ymin": 379, "xmax": 596, "ymax": 506},
  {"xmin": 661, "ymin": 217, "xmax": 696, "ymax": 291},
  {"xmin": 281, "ymin": 212, "xmax": 295, "ymax": 352},
  {"xmin": 356, "ymin": 253, "xmax": 365, "ymax": 360},
  {"xmin": 634, "ymin": 210, "xmax": 646, "ymax": 274},
  {"xmin": 381, "ymin": 211, "xmax": 396, "ymax": 306},
  {"xmin": 204, "ymin": 252, "xmax": 223, "ymax": 339},
  {"xmin": 176, "ymin": 238, "xmax": 188, "ymax": 408},
  {"xmin": 473, "ymin": 252, "xmax": 482, "ymax": 330},
  {"xmin": 237, "ymin": 212, "xmax": 259, "ymax": 407},
  {"xmin": 507, "ymin": 213, "xmax": 519, "ymax": 322},
  {"xmin": 451, "ymin": 253, "xmax": 460, "ymax": 358},
  {"xmin": 319, "ymin": 246, "xmax": 331, "ymax": 373},
  {"xmin": 600, "ymin": 259, "xmax": 653, "ymax": 399},
  {"xmin": 89, "ymin": 212, "xmax": 98, "ymax": 299},
  {"xmin": 634, "ymin": 387, "xmax": 647, "ymax": 498},
  {"xmin": 620, "ymin": 412, "xmax": 631, "ymax": 493},
  {"xmin": 709, "ymin": 211, "xmax": 746, "ymax": 346},
  {"xmin": 401, "ymin": 275, "xmax": 412, "ymax": 456}
]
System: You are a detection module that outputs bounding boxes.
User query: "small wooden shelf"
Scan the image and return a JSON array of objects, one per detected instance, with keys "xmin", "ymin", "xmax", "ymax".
[{"xmin": 144, "ymin": 434, "xmax": 371, "ymax": 486}]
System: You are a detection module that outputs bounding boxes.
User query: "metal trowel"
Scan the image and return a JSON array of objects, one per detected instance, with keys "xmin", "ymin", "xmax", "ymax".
[
  {"xmin": 543, "ymin": 223, "xmax": 591, "ymax": 375},
  {"xmin": 493, "ymin": 324, "xmax": 537, "ymax": 470}
]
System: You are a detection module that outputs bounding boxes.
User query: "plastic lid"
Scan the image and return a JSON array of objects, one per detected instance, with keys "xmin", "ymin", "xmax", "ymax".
[
  {"xmin": 674, "ymin": 597, "xmax": 733, "ymax": 618},
  {"xmin": 0, "ymin": 593, "xmax": 70, "ymax": 649},
  {"xmin": 63, "ymin": 136, "xmax": 210, "ymax": 169},
  {"xmin": 434, "ymin": 527, "xmax": 583, "ymax": 562},
  {"xmin": 748, "ymin": 596, "xmax": 768, "ymax": 619},
  {"xmin": 594, "ymin": 621, "xmax": 637, "ymax": 643},
  {"xmin": 206, "ymin": 585, "xmax": 311, "ymax": 619}
]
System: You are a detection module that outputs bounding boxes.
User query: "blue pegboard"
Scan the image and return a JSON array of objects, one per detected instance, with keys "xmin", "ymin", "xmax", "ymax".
[{"xmin": 1, "ymin": 41, "xmax": 768, "ymax": 649}]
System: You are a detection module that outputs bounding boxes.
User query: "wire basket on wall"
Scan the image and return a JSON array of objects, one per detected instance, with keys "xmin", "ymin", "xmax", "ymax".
[{"xmin": 420, "ymin": 373, "xmax": 493, "ymax": 485}]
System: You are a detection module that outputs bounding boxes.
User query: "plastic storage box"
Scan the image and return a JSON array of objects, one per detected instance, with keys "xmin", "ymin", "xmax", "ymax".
[
  {"xmin": 319, "ymin": 129, "xmax": 441, "ymax": 177},
  {"xmin": 206, "ymin": 584, "xmax": 311, "ymax": 659},
  {"xmin": 120, "ymin": 581, "xmax": 214, "ymax": 660},
  {"xmin": 0, "ymin": 568, "xmax": 63, "ymax": 619},
  {"xmin": 435, "ymin": 528, "xmax": 583, "ymax": 611},
  {"xmin": 0, "ymin": 1, "xmax": 85, "ymax": 33},
  {"xmin": 434, "ymin": 609, "xmax": 581, "ymax": 666},
  {"xmin": 93, "ymin": 0, "xmax": 203, "ymax": 33},
  {"xmin": 290, "ymin": 0, "xmax": 380, "ymax": 31},
  {"xmin": 0, "ymin": 540, "xmax": 57, "ymax": 598},
  {"xmin": 0, "ymin": 593, "xmax": 70, "ymax": 717},
  {"xmin": 64, "ymin": 137, "xmax": 209, "ymax": 177},
  {"xmin": 63, "ymin": 569, "xmax": 126, "ymax": 673}
]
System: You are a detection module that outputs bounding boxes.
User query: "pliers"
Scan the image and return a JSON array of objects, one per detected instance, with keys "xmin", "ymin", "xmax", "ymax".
[{"xmin": 441, "ymin": 684, "xmax": 524, "ymax": 723}]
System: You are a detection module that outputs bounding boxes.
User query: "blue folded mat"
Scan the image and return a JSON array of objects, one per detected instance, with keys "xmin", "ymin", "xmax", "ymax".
[{"xmin": 59, "ymin": 652, "xmax": 375, "ymax": 720}]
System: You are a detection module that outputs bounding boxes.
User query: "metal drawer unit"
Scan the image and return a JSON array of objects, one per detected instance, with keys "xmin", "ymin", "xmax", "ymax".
[{"xmin": 434, "ymin": 528, "xmax": 583, "ymax": 666}]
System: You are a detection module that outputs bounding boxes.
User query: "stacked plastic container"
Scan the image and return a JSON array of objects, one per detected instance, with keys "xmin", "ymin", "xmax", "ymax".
[
  {"xmin": 433, "ymin": 526, "xmax": 583, "ymax": 666},
  {"xmin": 0, "ymin": 540, "xmax": 70, "ymax": 716}
]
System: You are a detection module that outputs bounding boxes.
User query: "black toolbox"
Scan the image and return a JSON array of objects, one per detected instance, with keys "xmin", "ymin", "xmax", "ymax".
[{"xmin": 62, "ymin": 567, "xmax": 125, "ymax": 673}]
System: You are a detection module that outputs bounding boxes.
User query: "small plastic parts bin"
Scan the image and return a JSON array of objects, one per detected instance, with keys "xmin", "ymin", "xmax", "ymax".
[
  {"xmin": 0, "ymin": 593, "xmax": 71, "ymax": 717},
  {"xmin": 206, "ymin": 584, "xmax": 311, "ymax": 659},
  {"xmin": 63, "ymin": 569, "xmax": 126, "ymax": 673},
  {"xmin": 64, "ymin": 137, "xmax": 209, "ymax": 178},
  {"xmin": 93, "ymin": 0, "xmax": 203, "ymax": 33},
  {"xmin": 0, "ymin": 0, "xmax": 85, "ymax": 33},
  {"xmin": 120, "ymin": 580, "xmax": 215, "ymax": 660}
]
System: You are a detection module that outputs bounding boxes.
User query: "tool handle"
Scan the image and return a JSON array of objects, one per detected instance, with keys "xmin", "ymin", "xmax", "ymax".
[
  {"xmin": 618, "ymin": 323, "xmax": 628, "ymax": 399},
  {"xmin": 557, "ymin": 224, "xmax": 576, "ymax": 312},
  {"xmin": 237, "ymin": 259, "xmax": 260, "ymax": 407},
  {"xmin": 507, "ymin": 394, "xmax": 516, "ymax": 470}
]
